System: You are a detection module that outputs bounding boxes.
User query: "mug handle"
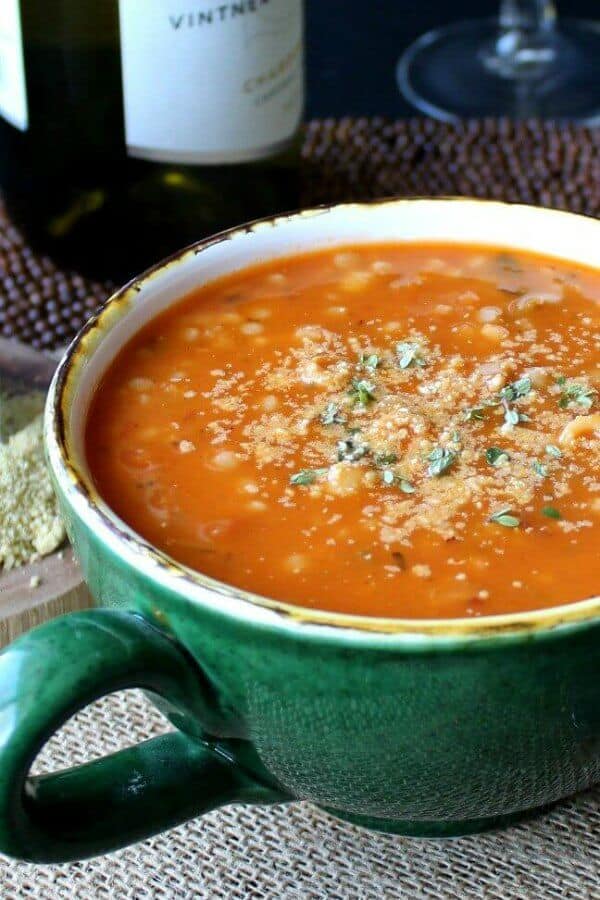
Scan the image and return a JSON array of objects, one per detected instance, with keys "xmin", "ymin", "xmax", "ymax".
[{"xmin": 0, "ymin": 609, "xmax": 288, "ymax": 863}]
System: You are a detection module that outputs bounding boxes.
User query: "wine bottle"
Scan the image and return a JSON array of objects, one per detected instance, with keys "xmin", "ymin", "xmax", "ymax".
[{"xmin": 0, "ymin": 0, "xmax": 304, "ymax": 281}]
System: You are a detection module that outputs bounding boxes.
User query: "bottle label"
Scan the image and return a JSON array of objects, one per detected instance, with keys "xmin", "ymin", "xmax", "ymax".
[
  {"xmin": 0, "ymin": 0, "xmax": 28, "ymax": 131},
  {"xmin": 118, "ymin": 0, "xmax": 304, "ymax": 165}
]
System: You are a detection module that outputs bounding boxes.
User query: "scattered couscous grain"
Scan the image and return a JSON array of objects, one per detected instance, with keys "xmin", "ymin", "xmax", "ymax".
[{"xmin": 0, "ymin": 391, "xmax": 66, "ymax": 570}]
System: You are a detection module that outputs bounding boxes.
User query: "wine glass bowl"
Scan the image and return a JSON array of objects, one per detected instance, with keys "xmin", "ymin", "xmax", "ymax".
[{"xmin": 397, "ymin": 8, "xmax": 600, "ymax": 122}]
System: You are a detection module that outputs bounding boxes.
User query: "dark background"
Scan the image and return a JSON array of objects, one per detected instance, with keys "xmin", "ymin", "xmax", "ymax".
[{"xmin": 306, "ymin": 1, "xmax": 597, "ymax": 118}]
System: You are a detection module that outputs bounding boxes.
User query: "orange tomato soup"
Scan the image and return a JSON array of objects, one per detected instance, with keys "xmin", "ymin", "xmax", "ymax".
[{"xmin": 86, "ymin": 244, "xmax": 600, "ymax": 619}]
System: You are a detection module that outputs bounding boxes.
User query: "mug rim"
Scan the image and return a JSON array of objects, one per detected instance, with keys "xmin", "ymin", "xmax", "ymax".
[{"xmin": 46, "ymin": 196, "xmax": 600, "ymax": 644}]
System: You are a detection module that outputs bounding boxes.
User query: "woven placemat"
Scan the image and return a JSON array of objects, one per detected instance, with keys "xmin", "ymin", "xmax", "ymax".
[
  {"xmin": 1, "ymin": 690, "xmax": 598, "ymax": 900},
  {"xmin": 1, "ymin": 118, "xmax": 599, "ymax": 897},
  {"xmin": 1, "ymin": 119, "xmax": 599, "ymax": 350}
]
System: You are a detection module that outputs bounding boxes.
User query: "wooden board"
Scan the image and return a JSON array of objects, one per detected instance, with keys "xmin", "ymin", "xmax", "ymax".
[
  {"xmin": 0, "ymin": 341, "xmax": 92, "ymax": 645},
  {"xmin": 0, "ymin": 548, "xmax": 92, "ymax": 648}
]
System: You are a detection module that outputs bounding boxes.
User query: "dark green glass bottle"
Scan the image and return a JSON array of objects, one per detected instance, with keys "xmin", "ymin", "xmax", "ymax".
[{"xmin": 0, "ymin": 1, "xmax": 304, "ymax": 281}]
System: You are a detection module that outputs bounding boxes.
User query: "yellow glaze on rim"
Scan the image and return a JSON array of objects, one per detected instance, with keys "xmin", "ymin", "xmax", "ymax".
[{"xmin": 47, "ymin": 198, "xmax": 600, "ymax": 640}]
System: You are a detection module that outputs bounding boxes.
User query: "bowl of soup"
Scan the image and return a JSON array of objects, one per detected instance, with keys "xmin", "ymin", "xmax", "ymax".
[{"xmin": 0, "ymin": 198, "xmax": 599, "ymax": 863}]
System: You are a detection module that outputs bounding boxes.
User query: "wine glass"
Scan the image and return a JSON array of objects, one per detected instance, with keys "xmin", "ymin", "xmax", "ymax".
[{"xmin": 397, "ymin": 1, "xmax": 600, "ymax": 121}]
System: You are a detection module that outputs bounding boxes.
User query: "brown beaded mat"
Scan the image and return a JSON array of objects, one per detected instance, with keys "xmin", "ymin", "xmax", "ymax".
[
  {"xmin": 1, "ymin": 119, "xmax": 600, "ymax": 898},
  {"xmin": 1, "ymin": 119, "xmax": 599, "ymax": 351}
]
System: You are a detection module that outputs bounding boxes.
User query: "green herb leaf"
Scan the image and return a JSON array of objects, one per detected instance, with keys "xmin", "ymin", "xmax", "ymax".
[
  {"xmin": 504, "ymin": 407, "xmax": 520, "ymax": 427},
  {"xmin": 557, "ymin": 379, "xmax": 597, "ymax": 410},
  {"xmin": 464, "ymin": 405, "xmax": 487, "ymax": 422},
  {"xmin": 498, "ymin": 377, "xmax": 532, "ymax": 428},
  {"xmin": 485, "ymin": 447, "xmax": 510, "ymax": 467},
  {"xmin": 489, "ymin": 507, "xmax": 520, "ymax": 528},
  {"xmin": 500, "ymin": 377, "xmax": 532, "ymax": 403},
  {"xmin": 374, "ymin": 451, "xmax": 398, "ymax": 467},
  {"xmin": 337, "ymin": 438, "xmax": 370, "ymax": 463},
  {"xmin": 532, "ymin": 460, "xmax": 549, "ymax": 478},
  {"xmin": 290, "ymin": 468, "xmax": 328, "ymax": 486},
  {"xmin": 427, "ymin": 447, "xmax": 457, "ymax": 477},
  {"xmin": 545, "ymin": 444, "xmax": 563, "ymax": 459},
  {"xmin": 359, "ymin": 352, "xmax": 381, "ymax": 371},
  {"xmin": 501, "ymin": 405, "xmax": 530, "ymax": 428},
  {"xmin": 396, "ymin": 342, "xmax": 426, "ymax": 369},
  {"xmin": 382, "ymin": 470, "xmax": 415, "ymax": 493},
  {"xmin": 348, "ymin": 378, "xmax": 376, "ymax": 406},
  {"xmin": 542, "ymin": 505, "xmax": 561, "ymax": 520},
  {"xmin": 321, "ymin": 402, "xmax": 346, "ymax": 427}
]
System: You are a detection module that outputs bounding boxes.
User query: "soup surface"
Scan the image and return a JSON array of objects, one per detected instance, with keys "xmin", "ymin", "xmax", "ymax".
[{"xmin": 86, "ymin": 244, "xmax": 600, "ymax": 619}]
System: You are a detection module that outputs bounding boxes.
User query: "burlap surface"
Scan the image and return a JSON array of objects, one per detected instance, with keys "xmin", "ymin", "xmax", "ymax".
[
  {"xmin": 0, "ymin": 119, "xmax": 599, "ymax": 896},
  {"xmin": 0, "ymin": 690, "xmax": 598, "ymax": 899}
]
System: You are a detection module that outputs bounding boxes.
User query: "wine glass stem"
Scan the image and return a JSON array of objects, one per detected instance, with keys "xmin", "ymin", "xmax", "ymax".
[
  {"xmin": 486, "ymin": 0, "xmax": 559, "ymax": 79},
  {"xmin": 499, "ymin": 0, "xmax": 557, "ymax": 32}
]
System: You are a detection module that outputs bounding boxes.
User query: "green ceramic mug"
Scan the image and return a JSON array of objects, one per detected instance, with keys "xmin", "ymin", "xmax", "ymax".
[{"xmin": 0, "ymin": 199, "xmax": 599, "ymax": 863}]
